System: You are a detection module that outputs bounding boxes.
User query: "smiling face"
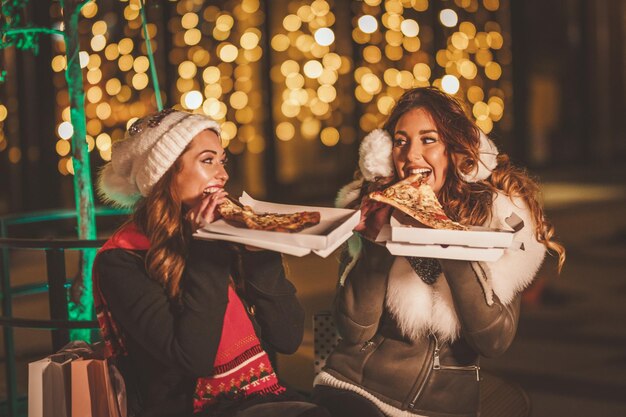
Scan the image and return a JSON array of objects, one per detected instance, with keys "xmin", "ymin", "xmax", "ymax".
[
  {"xmin": 391, "ymin": 107, "xmax": 449, "ymax": 195},
  {"xmin": 172, "ymin": 129, "xmax": 229, "ymax": 209}
]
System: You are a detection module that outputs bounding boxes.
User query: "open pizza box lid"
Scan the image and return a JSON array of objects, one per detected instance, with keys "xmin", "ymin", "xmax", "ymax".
[
  {"xmin": 193, "ymin": 192, "xmax": 360, "ymax": 257},
  {"xmin": 389, "ymin": 210, "xmax": 516, "ymax": 249}
]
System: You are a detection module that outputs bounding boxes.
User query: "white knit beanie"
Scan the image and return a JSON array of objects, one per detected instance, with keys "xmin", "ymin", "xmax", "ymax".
[{"xmin": 98, "ymin": 109, "xmax": 221, "ymax": 207}]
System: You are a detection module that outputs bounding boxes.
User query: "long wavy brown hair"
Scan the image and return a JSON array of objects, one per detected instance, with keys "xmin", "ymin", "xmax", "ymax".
[
  {"xmin": 132, "ymin": 158, "xmax": 191, "ymax": 300},
  {"xmin": 381, "ymin": 87, "xmax": 565, "ymax": 271}
]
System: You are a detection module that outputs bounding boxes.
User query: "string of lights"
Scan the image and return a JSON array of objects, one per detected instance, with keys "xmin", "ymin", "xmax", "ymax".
[{"xmin": 1, "ymin": 0, "xmax": 512, "ymax": 193}]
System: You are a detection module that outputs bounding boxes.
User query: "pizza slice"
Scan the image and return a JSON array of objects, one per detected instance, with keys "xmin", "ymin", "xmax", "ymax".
[
  {"xmin": 368, "ymin": 174, "xmax": 467, "ymax": 230},
  {"xmin": 217, "ymin": 197, "xmax": 321, "ymax": 233}
]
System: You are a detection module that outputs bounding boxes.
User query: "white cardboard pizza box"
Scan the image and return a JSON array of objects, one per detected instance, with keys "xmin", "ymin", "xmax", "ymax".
[
  {"xmin": 376, "ymin": 225, "xmax": 508, "ymax": 262},
  {"xmin": 385, "ymin": 241, "xmax": 506, "ymax": 262},
  {"xmin": 389, "ymin": 211, "xmax": 515, "ymax": 249},
  {"xmin": 193, "ymin": 229, "xmax": 354, "ymax": 258},
  {"xmin": 195, "ymin": 193, "xmax": 360, "ymax": 256}
]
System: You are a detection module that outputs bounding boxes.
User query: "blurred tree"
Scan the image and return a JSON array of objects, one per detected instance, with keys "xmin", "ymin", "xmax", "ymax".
[{"xmin": 1, "ymin": 0, "xmax": 97, "ymax": 341}]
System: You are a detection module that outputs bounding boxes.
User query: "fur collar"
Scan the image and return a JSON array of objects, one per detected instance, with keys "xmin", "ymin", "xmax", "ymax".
[{"xmin": 385, "ymin": 192, "xmax": 546, "ymax": 343}]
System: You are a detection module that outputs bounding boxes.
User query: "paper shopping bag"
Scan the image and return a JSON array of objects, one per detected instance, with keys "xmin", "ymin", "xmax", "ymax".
[
  {"xmin": 71, "ymin": 358, "xmax": 121, "ymax": 417},
  {"xmin": 28, "ymin": 352, "xmax": 74, "ymax": 417}
]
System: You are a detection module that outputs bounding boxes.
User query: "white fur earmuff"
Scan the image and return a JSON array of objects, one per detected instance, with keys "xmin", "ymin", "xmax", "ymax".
[
  {"xmin": 358, "ymin": 129, "xmax": 394, "ymax": 181},
  {"xmin": 458, "ymin": 131, "xmax": 499, "ymax": 183}
]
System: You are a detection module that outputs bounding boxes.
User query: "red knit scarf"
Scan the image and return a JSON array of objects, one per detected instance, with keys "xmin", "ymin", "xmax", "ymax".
[{"xmin": 92, "ymin": 223, "xmax": 285, "ymax": 414}]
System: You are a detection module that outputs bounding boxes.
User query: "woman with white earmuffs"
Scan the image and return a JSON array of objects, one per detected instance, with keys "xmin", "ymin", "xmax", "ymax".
[{"xmin": 311, "ymin": 87, "xmax": 565, "ymax": 417}]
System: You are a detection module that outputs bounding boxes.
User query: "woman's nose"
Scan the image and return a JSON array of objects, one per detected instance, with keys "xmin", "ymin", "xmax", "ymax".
[
  {"xmin": 216, "ymin": 165, "xmax": 229, "ymax": 182},
  {"xmin": 406, "ymin": 141, "xmax": 424, "ymax": 161}
]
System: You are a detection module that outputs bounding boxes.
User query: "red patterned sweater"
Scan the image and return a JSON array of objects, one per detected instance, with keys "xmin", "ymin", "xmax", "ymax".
[{"xmin": 92, "ymin": 223, "xmax": 300, "ymax": 415}]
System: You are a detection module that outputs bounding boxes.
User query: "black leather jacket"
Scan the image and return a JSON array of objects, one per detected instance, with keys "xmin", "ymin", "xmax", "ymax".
[{"xmin": 320, "ymin": 239, "xmax": 521, "ymax": 417}]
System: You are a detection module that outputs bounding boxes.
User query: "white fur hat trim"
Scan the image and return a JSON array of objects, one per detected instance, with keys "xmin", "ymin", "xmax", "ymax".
[
  {"xmin": 98, "ymin": 110, "xmax": 221, "ymax": 207},
  {"xmin": 458, "ymin": 131, "xmax": 499, "ymax": 183},
  {"xmin": 358, "ymin": 129, "xmax": 394, "ymax": 182}
]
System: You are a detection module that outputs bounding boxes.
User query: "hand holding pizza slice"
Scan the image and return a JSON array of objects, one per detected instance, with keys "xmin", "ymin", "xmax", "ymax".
[{"xmin": 368, "ymin": 173, "xmax": 467, "ymax": 230}]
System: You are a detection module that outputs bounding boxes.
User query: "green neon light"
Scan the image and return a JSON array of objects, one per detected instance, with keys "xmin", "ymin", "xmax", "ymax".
[
  {"xmin": 61, "ymin": 0, "xmax": 98, "ymax": 342},
  {"xmin": 140, "ymin": 0, "xmax": 163, "ymax": 111}
]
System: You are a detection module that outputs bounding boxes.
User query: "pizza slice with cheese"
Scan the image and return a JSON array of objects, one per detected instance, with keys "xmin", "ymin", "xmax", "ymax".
[
  {"xmin": 368, "ymin": 174, "xmax": 467, "ymax": 230},
  {"xmin": 217, "ymin": 197, "xmax": 321, "ymax": 233}
]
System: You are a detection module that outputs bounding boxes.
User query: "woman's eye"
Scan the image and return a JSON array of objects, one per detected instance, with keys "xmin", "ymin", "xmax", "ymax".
[
  {"xmin": 202, "ymin": 158, "xmax": 215, "ymax": 165},
  {"xmin": 393, "ymin": 138, "xmax": 407, "ymax": 147},
  {"xmin": 423, "ymin": 137, "xmax": 436, "ymax": 144},
  {"xmin": 220, "ymin": 158, "xmax": 228, "ymax": 166}
]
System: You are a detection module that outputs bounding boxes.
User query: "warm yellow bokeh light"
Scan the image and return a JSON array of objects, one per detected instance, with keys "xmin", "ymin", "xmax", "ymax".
[
  {"xmin": 271, "ymin": 34, "xmax": 290, "ymax": 51},
  {"xmin": 400, "ymin": 19, "xmax": 420, "ymax": 37},
  {"xmin": 441, "ymin": 75, "xmax": 460, "ymax": 94},
  {"xmin": 178, "ymin": 60, "xmax": 197, "ymax": 79},
  {"xmin": 472, "ymin": 101, "xmax": 490, "ymax": 120},
  {"xmin": 460, "ymin": 21, "xmax": 476, "ymax": 38},
  {"xmin": 301, "ymin": 117, "xmax": 321, "ymax": 139},
  {"xmin": 203, "ymin": 66, "xmax": 221, "ymax": 84},
  {"xmin": 240, "ymin": 32, "xmax": 260, "ymax": 50},
  {"xmin": 476, "ymin": 117, "xmax": 493, "ymax": 133},
  {"xmin": 320, "ymin": 127, "xmax": 340, "ymax": 147},
  {"xmin": 56, "ymin": 139, "xmax": 71, "ymax": 156},
  {"xmin": 92, "ymin": 20, "xmax": 107, "ymax": 36},
  {"xmin": 220, "ymin": 121, "xmax": 238, "ymax": 141},
  {"xmin": 219, "ymin": 44, "xmax": 238, "ymax": 62},
  {"xmin": 96, "ymin": 102, "xmax": 112, "ymax": 120},
  {"xmin": 358, "ymin": 15, "xmax": 378, "ymax": 34},
  {"xmin": 467, "ymin": 86, "xmax": 484, "ymax": 103},
  {"xmin": 283, "ymin": 14, "xmax": 302, "ymax": 31},
  {"xmin": 51, "ymin": 55, "xmax": 66, "ymax": 72},
  {"xmin": 361, "ymin": 73, "xmax": 382, "ymax": 94},
  {"xmin": 303, "ymin": 60, "xmax": 323, "ymax": 79},
  {"xmin": 363, "ymin": 45, "xmax": 381, "ymax": 64},
  {"xmin": 91, "ymin": 34, "xmax": 106, "ymax": 52},
  {"xmin": 377, "ymin": 96, "xmax": 395, "ymax": 115},
  {"xmin": 118, "ymin": 38, "xmax": 134, "ymax": 55},
  {"xmin": 216, "ymin": 14, "xmax": 235, "ymax": 31},
  {"xmin": 96, "ymin": 133, "xmax": 112, "ymax": 152},
  {"xmin": 317, "ymin": 85, "xmax": 337, "ymax": 103},
  {"xmin": 412, "ymin": 63, "xmax": 431, "ymax": 82},
  {"xmin": 451, "ymin": 32, "xmax": 469, "ymax": 50},
  {"xmin": 485, "ymin": 62, "xmax": 502, "ymax": 80},
  {"xmin": 181, "ymin": 12, "xmax": 199, "ymax": 29},
  {"xmin": 276, "ymin": 122, "xmax": 295, "ymax": 141},
  {"xmin": 132, "ymin": 73, "xmax": 149, "ymax": 90},
  {"xmin": 184, "ymin": 29, "xmax": 202, "ymax": 46},
  {"xmin": 230, "ymin": 91, "xmax": 248, "ymax": 109},
  {"xmin": 459, "ymin": 60, "xmax": 477, "ymax": 79},
  {"xmin": 133, "ymin": 56, "xmax": 150, "ymax": 73},
  {"xmin": 87, "ymin": 86, "xmax": 103, "ymax": 103},
  {"xmin": 0, "ymin": 105, "xmax": 7, "ymax": 122},
  {"xmin": 285, "ymin": 73, "xmax": 305, "ymax": 90}
]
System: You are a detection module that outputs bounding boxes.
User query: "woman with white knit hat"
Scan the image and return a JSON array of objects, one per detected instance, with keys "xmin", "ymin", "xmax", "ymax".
[
  {"xmin": 94, "ymin": 109, "xmax": 330, "ymax": 417},
  {"xmin": 311, "ymin": 87, "xmax": 565, "ymax": 417}
]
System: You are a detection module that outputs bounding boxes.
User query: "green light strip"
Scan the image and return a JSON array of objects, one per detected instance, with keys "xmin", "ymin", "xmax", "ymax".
[{"xmin": 140, "ymin": 0, "xmax": 163, "ymax": 111}]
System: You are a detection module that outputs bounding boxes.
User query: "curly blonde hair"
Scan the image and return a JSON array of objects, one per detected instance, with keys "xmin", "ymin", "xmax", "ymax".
[{"xmin": 382, "ymin": 87, "xmax": 565, "ymax": 271}]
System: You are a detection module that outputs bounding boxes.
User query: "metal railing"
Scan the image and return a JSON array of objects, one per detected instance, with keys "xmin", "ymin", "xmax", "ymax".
[{"xmin": 0, "ymin": 208, "xmax": 129, "ymax": 417}]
